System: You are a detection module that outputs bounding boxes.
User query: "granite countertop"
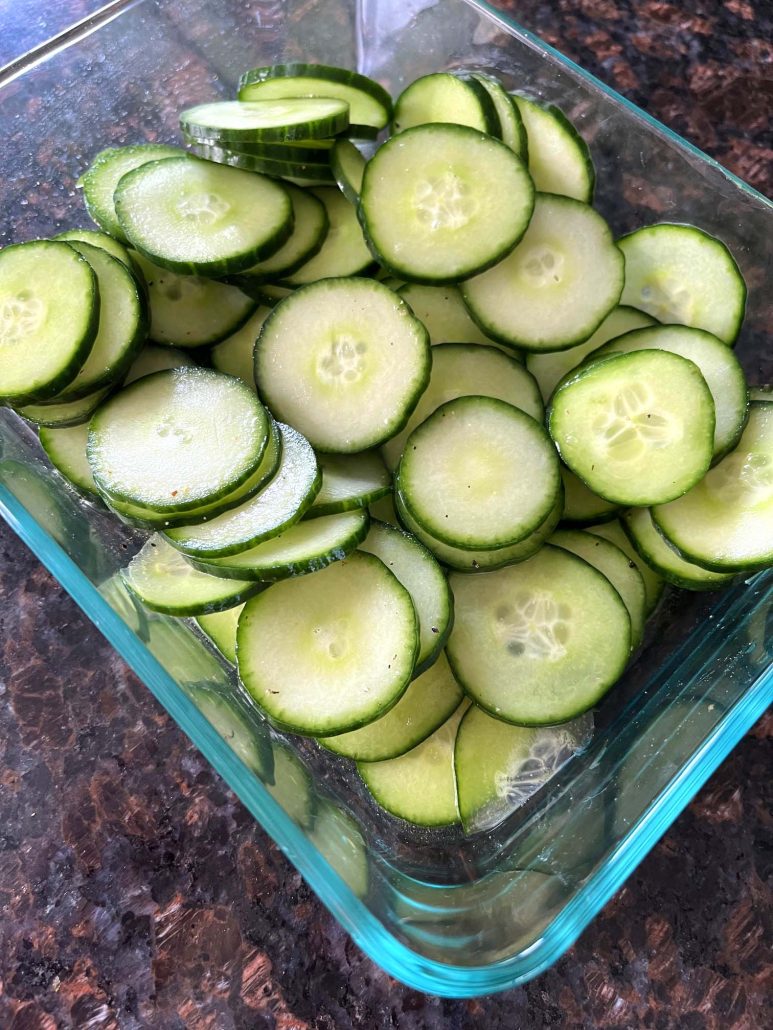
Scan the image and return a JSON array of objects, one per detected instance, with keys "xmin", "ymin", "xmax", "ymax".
[{"xmin": 0, "ymin": 1, "xmax": 771, "ymax": 1027}]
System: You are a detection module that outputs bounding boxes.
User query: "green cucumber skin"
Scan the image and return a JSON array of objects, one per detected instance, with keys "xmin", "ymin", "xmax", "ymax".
[
  {"xmin": 620, "ymin": 512, "xmax": 736, "ymax": 592},
  {"xmin": 188, "ymin": 143, "xmax": 337, "ymax": 183},
  {"xmin": 16, "ymin": 389, "xmax": 111, "ymax": 429},
  {"xmin": 305, "ymin": 483, "xmax": 391, "ymax": 519},
  {"xmin": 458, "ymin": 74, "xmax": 503, "ymax": 137},
  {"xmin": 121, "ymin": 569, "xmax": 263, "ymax": 617},
  {"xmin": 545, "ymin": 103, "xmax": 596, "ymax": 202}
]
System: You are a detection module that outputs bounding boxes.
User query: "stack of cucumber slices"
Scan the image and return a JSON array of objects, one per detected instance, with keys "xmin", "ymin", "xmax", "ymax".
[{"xmin": 1, "ymin": 61, "xmax": 769, "ymax": 834}]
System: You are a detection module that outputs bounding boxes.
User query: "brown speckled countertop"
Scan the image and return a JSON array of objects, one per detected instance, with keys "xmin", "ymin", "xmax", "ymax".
[{"xmin": 1, "ymin": 1, "xmax": 771, "ymax": 1027}]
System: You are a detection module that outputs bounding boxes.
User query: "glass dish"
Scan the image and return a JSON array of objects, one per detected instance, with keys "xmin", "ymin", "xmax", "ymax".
[{"xmin": 0, "ymin": 0, "xmax": 771, "ymax": 998}]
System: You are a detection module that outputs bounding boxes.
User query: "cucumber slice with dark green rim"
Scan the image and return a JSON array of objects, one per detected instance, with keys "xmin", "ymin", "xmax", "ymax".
[
  {"xmin": 131, "ymin": 252, "xmax": 256, "ymax": 349},
  {"xmin": 195, "ymin": 604, "xmax": 244, "ymax": 663},
  {"xmin": 360, "ymin": 124, "xmax": 534, "ymax": 284},
  {"xmin": 79, "ymin": 144, "xmax": 183, "ymax": 243},
  {"xmin": 16, "ymin": 386, "xmax": 111, "ymax": 429},
  {"xmin": 209, "ymin": 307, "xmax": 270, "ymax": 390},
  {"xmin": 397, "ymin": 396, "xmax": 559, "ymax": 551},
  {"xmin": 319, "ymin": 651, "xmax": 463, "ymax": 761},
  {"xmin": 550, "ymin": 528, "xmax": 647, "ymax": 648},
  {"xmin": 586, "ymin": 324, "xmax": 749, "ymax": 460},
  {"xmin": 550, "ymin": 350, "xmax": 715, "ymax": 506},
  {"xmin": 245, "ymin": 283, "xmax": 294, "ymax": 306},
  {"xmin": 526, "ymin": 305, "xmax": 656, "ymax": 402},
  {"xmin": 280, "ymin": 188, "xmax": 374, "ymax": 285},
  {"xmin": 393, "ymin": 73, "xmax": 500, "ymax": 135},
  {"xmin": 586, "ymin": 520, "xmax": 665, "ymax": 614},
  {"xmin": 191, "ymin": 509, "xmax": 369, "ymax": 582},
  {"xmin": 396, "ymin": 283, "xmax": 510, "ymax": 349},
  {"xmin": 58, "ymin": 241, "xmax": 147, "ymax": 399},
  {"xmin": 89, "ymin": 367, "xmax": 270, "ymax": 513},
  {"xmin": 228, "ymin": 186, "xmax": 329, "ymax": 287},
  {"xmin": 237, "ymin": 550, "xmax": 418, "ymax": 736},
  {"xmin": 54, "ymin": 229, "xmax": 134, "ymax": 271},
  {"xmin": 309, "ymin": 802, "xmax": 369, "ymax": 899},
  {"xmin": 618, "ymin": 223, "xmax": 746, "ymax": 345},
  {"xmin": 193, "ymin": 688, "xmax": 271, "ymax": 778},
  {"xmin": 122, "ymin": 536, "xmax": 262, "ymax": 616},
  {"xmin": 183, "ymin": 134, "xmax": 336, "ymax": 161},
  {"xmin": 750, "ymin": 385, "xmax": 771, "ymax": 403},
  {"xmin": 331, "ymin": 140, "xmax": 366, "ymax": 203},
  {"xmin": 369, "ymin": 491, "xmax": 399, "ymax": 526},
  {"xmin": 124, "ymin": 344, "xmax": 196, "ymax": 384},
  {"xmin": 256, "ymin": 277, "xmax": 430, "ymax": 452},
  {"xmin": 307, "ymin": 451, "xmax": 390, "ymax": 518},
  {"xmin": 382, "ymin": 343, "xmax": 543, "ymax": 471},
  {"xmin": 651, "ymin": 402, "xmax": 773, "ymax": 572},
  {"xmin": 358, "ymin": 701, "xmax": 469, "ymax": 826},
  {"xmin": 39, "ymin": 422, "xmax": 100, "ymax": 498},
  {"xmin": 468, "ymin": 73, "xmax": 527, "ymax": 157},
  {"xmin": 511, "ymin": 96, "xmax": 595, "ymax": 203},
  {"xmin": 164, "ymin": 422, "xmax": 318, "ymax": 557},
  {"xmin": 268, "ymin": 743, "xmax": 313, "ymax": 827},
  {"xmin": 621, "ymin": 508, "xmax": 736, "ymax": 591},
  {"xmin": 447, "ymin": 545, "xmax": 631, "ymax": 725},
  {"xmin": 360, "ymin": 519, "xmax": 453, "ymax": 674},
  {"xmin": 238, "ymin": 63, "xmax": 392, "ymax": 136},
  {"xmin": 0, "ymin": 241, "xmax": 99, "ymax": 405},
  {"xmin": 188, "ymin": 142, "xmax": 336, "ymax": 183},
  {"xmin": 116, "ymin": 157, "xmax": 294, "ymax": 277},
  {"xmin": 560, "ymin": 466, "xmax": 619, "ymax": 526},
  {"xmin": 462, "ymin": 193, "xmax": 624, "ymax": 351},
  {"xmin": 180, "ymin": 98, "xmax": 350, "ymax": 142}
]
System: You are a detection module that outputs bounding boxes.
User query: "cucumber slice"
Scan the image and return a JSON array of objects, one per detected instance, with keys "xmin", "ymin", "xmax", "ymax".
[
  {"xmin": 750, "ymin": 385, "xmax": 772, "ymax": 403},
  {"xmin": 54, "ymin": 229, "xmax": 134, "ymax": 271},
  {"xmin": 618, "ymin": 223, "xmax": 746, "ymax": 345},
  {"xmin": 360, "ymin": 519, "xmax": 453, "ymax": 674},
  {"xmin": 455, "ymin": 707, "xmax": 593, "ymax": 833},
  {"xmin": 268, "ymin": 743, "xmax": 313, "ymax": 827},
  {"xmin": 331, "ymin": 140, "xmax": 367, "ymax": 203},
  {"xmin": 193, "ymin": 688, "xmax": 271, "ymax": 778},
  {"xmin": 560, "ymin": 466, "xmax": 619, "ymax": 526},
  {"xmin": 89, "ymin": 367, "xmax": 270, "ymax": 513},
  {"xmin": 357, "ymin": 701, "xmax": 469, "ymax": 826},
  {"xmin": 39, "ymin": 422, "xmax": 100, "ymax": 498},
  {"xmin": 237, "ymin": 550, "xmax": 418, "ymax": 736},
  {"xmin": 396, "ymin": 283, "xmax": 509, "ymax": 349},
  {"xmin": 280, "ymin": 188, "xmax": 374, "ymax": 285},
  {"xmin": 468, "ymin": 74, "xmax": 527, "ymax": 158},
  {"xmin": 587, "ymin": 324, "xmax": 749, "ymax": 460},
  {"xmin": 191, "ymin": 509, "xmax": 369, "ymax": 582},
  {"xmin": 256, "ymin": 277, "xmax": 430, "ymax": 452},
  {"xmin": 123, "ymin": 343, "xmax": 196, "ymax": 384},
  {"xmin": 131, "ymin": 252, "xmax": 256, "ymax": 349},
  {"xmin": 309, "ymin": 802, "xmax": 369, "ymax": 899},
  {"xmin": 652, "ymin": 402, "xmax": 773, "ymax": 572},
  {"xmin": 188, "ymin": 142, "xmax": 336, "ymax": 184},
  {"xmin": 621, "ymin": 508, "xmax": 736, "ymax": 591},
  {"xmin": 184, "ymin": 133, "xmax": 337, "ymax": 161},
  {"xmin": 462, "ymin": 193, "xmax": 624, "ymax": 351},
  {"xmin": 550, "ymin": 528, "xmax": 647, "ymax": 648},
  {"xmin": 397, "ymin": 396, "xmax": 559, "ymax": 550},
  {"xmin": 369, "ymin": 491, "xmax": 399, "ymax": 526},
  {"xmin": 181, "ymin": 98, "xmax": 350, "ymax": 142},
  {"xmin": 319, "ymin": 651, "xmax": 463, "ymax": 761},
  {"xmin": 164, "ymin": 422, "xmax": 319, "ymax": 557},
  {"xmin": 115, "ymin": 157, "xmax": 293, "ymax": 277},
  {"xmin": 247, "ymin": 283, "xmax": 294, "ymax": 306},
  {"xmin": 511, "ymin": 96, "xmax": 595, "ymax": 202},
  {"xmin": 238, "ymin": 64, "xmax": 392, "ymax": 137},
  {"xmin": 382, "ymin": 343, "xmax": 543, "ymax": 471},
  {"xmin": 447, "ymin": 545, "xmax": 631, "ymax": 725},
  {"xmin": 79, "ymin": 144, "xmax": 183, "ymax": 243},
  {"xmin": 393, "ymin": 73, "xmax": 500, "ymax": 135},
  {"xmin": 586, "ymin": 519, "xmax": 665, "ymax": 614},
  {"xmin": 57, "ymin": 241, "xmax": 147, "ymax": 399},
  {"xmin": 550, "ymin": 350, "xmax": 715, "ymax": 506},
  {"xmin": 122, "ymin": 535, "xmax": 262, "ymax": 616},
  {"xmin": 16, "ymin": 386, "xmax": 111, "ymax": 429},
  {"xmin": 0, "ymin": 241, "xmax": 99, "ymax": 405},
  {"xmin": 228, "ymin": 186, "xmax": 329, "ymax": 287},
  {"xmin": 209, "ymin": 306, "xmax": 270, "ymax": 390},
  {"xmin": 307, "ymin": 451, "xmax": 391, "ymax": 518},
  {"xmin": 195, "ymin": 604, "xmax": 243, "ymax": 663},
  {"xmin": 360, "ymin": 124, "xmax": 533, "ymax": 284},
  {"xmin": 526, "ymin": 305, "xmax": 656, "ymax": 402}
]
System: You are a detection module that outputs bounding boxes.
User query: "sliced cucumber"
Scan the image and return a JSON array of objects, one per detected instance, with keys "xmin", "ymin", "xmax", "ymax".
[
  {"xmin": 188, "ymin": 142, "xmax": 336, "ymax": 184},
  {"xmin": 462, "ymin": 193, "xmax": 624, "ymax": 351},
  {"xmin": 586, "ymin": 324, "xmax": 748, "ymax": 460},
  {"xmin": 382, "ymin": 343, "xmax": 543, "ymax": 471},
  {"xmin": 511, "ymin": 96, "xmax": 595, "ymax": 202},
  {"xmin": 360, "ymin": 519, "xmax": 453, "ymax": 674},
  {"xmin": 397, "ymin": 396, "xmax": 559, "ymax": 550},
  {"xmin": 331, "ymin": 140, "xmax": 367, "ymax": 203},
  {"xmin": 131, "ymin": 252, "xmax": 256, "ymax": 348},
  {"xmin": 115, "ymin": 157, "xmax": 293, "ymax": 277},
  {"xmin": 309, "ymin": 802, "xmax": 369, "ymax": 898},
  {"xmin": 621, "ymin": 508, "xmax": 736, "ymax": 591},
  {"xmin": 360, "ymin": 124, "xmax": 533, "ymax": 284},
  {"xmin": 164, "ymin": 422, "xmax": 319, "ymax": 557},
  {"xmin": 550, "ymin": 528, "xmax": 647, "ymax": 648},
  {"xmin": 209, "ymin": 306, "xmax": 270, "ymax": 390},
  {"xmin": 268, "ymin": 743, "xmax": 314, "ymax": 827},
  {"xmin": 357, "ymin": 701, "xmax": 469, "ymax": 827},
  {"xmin": 123, "ymin": 344, "xmax": 196, "ymax": 384},
  {"xmin": 184, "ymin": 133, "xmax": 337, "ymax": 160},
  {"xmin": 122, "ymin": 535, "xmax": 262, "ymax": 616},
  {"xmin": 39, "ymin": 422, "xmax": 100, "ymax": 498},
  {"xmin": 307, "ymin": 451, "xmax": 391, "ymax": 517},
  {"xmin": 281, "ymin": 187, "xmax": 374, "ymax": 285},
  {"xmin": 393, "ymin": 73, "xmax": 500, "ymax": 135},
  {"xmin": 193, "ymin": 688, "xmax": 271, "ymax": 778},
  {"xmin": 447, "ymin": 545, "xmax": 631, "ymax": 725},
  {"xmin": 249, "ymin": 283, "xmax": 294, "ymax": 306},
  {"xmin": 54, "ymin": 229, "xmax": 134, "ymax": 271},
  {"xmin": 618, "ymin": 223, "xmax": 746, "ymax": 344},
  {"xmin": 256, "ymin": 277, "xmax": 430, "ymax": 452},
  {"xmin": 319, "ymin": 651, "xmax": 463, "ymax": 761},
  {"xmin": 181, "ymin": 98, "xmax": 350, "ymax": 142},
  {"xmin": 369, "ymin": 491, "xmax": 399, "ymax": 526},
  {"xmin": 750, "ymin": 385, "xmax": 772, "ymax": 403},
  {"xmin": 237, "ymin": 550, "xmax": 418, "ymax": 736},
  {"xmin": 16, "ymin": 386, "xmax": 111, "ymax": 429},
  {"xmin": 586, "ymin": 519, "xmax": 665, "ymax": 614},
  {"xmin": 560, "ymin": 466, "xmax": 619, "ymax": 526},
  {"xmin": 468, "ymin": 74, "xmax": 527, "ymax": 158},
  {"xmin": 0, "ymin": 241, "xmax": 99, "ymax": 405},
  {"xmin": 652, "ymin": 401, "xmax": 773, "ymax": 572},
  {"xmin": 195, "ymin": 604, "xmax": 243, "ymax": 663},
  {"xmin": 79, "ymin": 143, "xmax": 183, "ymax": 242},
  {"xmin": 89, "ymin": 367, "xmax": 270, "ymax": 513},
  {"xmin": 396, "ymin": 283, "xmax": 508, "ymax": 349},
  {"xmin": 526, "ymin": 305, "xmax": 656, "ymax": 402}
]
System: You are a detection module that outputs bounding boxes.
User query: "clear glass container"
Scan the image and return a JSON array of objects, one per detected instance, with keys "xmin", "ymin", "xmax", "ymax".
[{"xmin": 0, "ymin": 0, "xmax": 770, "ymax": 997}]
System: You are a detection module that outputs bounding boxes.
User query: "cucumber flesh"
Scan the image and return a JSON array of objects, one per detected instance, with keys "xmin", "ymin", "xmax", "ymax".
[
  {"xmin": 195, "ymin": 605, "xmax": 244, "ymax": 663},
  {"xmin": 181, "ymin": 98, "xmax": 350, "ymax": 142},
  {"xmin": 54, "ymin": 229, "xmax": 134, "ymax": 271},
  {"xmin": 560, "ymin": 466, "xmax": 619, "ymax": 526},
  {"xmin": 267, "ymin": 743, "xmax": 314, "ymax": 827},
  {"xmin": 209, "ymin": 306, "xmax": 270, "ymax": 390},
  {"xmin": 307, "ymin": 451, "xmax": 391, "ymax": 517},
  {"xmin": 469, "ymin": 74, "xmax": 527, "ymax": 157},
  {"xmin": 124, "ymin": 344, "xmax": 196, "ymax": 384},
  {"xmin": 192, "ymin": 688, "xmax": 271, "ymax": 777},
  {"xmin": 331, "ymin": 140, "xmax": 367, "ymax": 203},
  {"xmin": 16, "ymin": 386, "xmax": 111, "ymax": 429},
  {"xmin": 586, "ymin": 519, "xmax": 665, "ymax": 614},
  {"xmin": 511, "ymin": 96, "xmax": 595, "ymax": 202},
  {"xmin": 39, "ymin": 422, "xmax": 100, "ymax": 498},
  {"xmin": 396, "ymin": 282, "xmax": 511, "ymax": 350},
  {"xmin": 369, "ymin": 491, "xmax": 399, "ymax": 526},
  {"xmin": 188, "ymin": 142, "xmax": 336, "ymax": 184},
  {"xmin": 621, "ymin": 508, "xmax": 736, "ymax": 591},
  {"xmin": 281, "ymin": 187, "xmax": 373, "ymax": 285},
  {"xmin": 393, "ymin": 73, "xmax": 499, "ymax": 135},
  {"xmin": 309, "ymin": 802, "xmax": 369, "ymax": 898}
]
